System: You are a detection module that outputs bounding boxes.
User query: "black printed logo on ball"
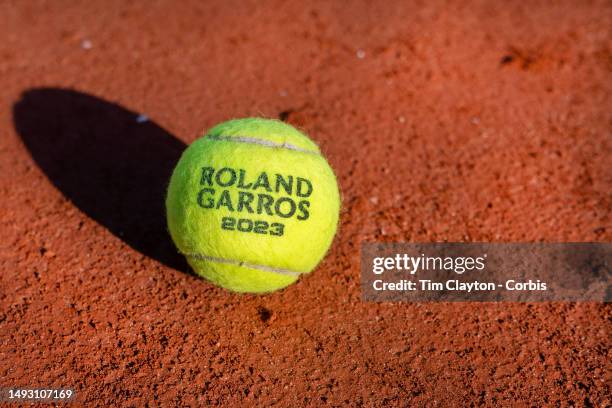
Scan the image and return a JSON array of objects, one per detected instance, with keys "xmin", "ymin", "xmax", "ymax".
[{"xmin": 196, "ymin": 167, "xmax": 313, "ymax": 236}]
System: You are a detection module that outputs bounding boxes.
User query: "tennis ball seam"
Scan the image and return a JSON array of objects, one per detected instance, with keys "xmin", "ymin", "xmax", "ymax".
[
  {"xmin": 206, "ymin": 134, "xmax": 320, "ymax": 155},
  {"xmin": 181, "ymin": 252, "xmax": 303, "ymax": 277}
]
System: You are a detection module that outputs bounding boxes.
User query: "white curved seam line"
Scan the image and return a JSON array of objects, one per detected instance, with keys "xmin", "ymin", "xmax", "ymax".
[
  {"xmin": 206, "ymin": 134, "xmax": 320, "ymax": 155},
  {"xmin": 182, "ymin": 253, "xmax": 302, "ymax": 277}
]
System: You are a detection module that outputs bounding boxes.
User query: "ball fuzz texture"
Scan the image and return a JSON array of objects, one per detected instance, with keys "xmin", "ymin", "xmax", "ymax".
[{"xmin": 166, "ymin": 118, "xmax": 340, "ymax": 293}]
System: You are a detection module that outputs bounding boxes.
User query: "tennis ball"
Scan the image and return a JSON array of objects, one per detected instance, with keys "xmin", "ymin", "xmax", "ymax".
[{"xmin": 166, "ymin": 118, "xmax": 340, "ymax": 293}]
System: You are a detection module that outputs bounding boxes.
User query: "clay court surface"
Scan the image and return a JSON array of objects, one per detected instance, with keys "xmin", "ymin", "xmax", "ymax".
[{"xmin": 0, "ymin": 1, "xmax": 610, "ymax": 406}]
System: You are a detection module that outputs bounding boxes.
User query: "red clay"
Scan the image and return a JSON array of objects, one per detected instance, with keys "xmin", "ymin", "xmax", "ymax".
[{"xmin": 0, "ymin": 1, "xmax": 610, "ymax": 406}]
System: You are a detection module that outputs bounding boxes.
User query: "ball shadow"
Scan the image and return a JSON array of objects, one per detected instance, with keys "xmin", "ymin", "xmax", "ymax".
[{"xmin": 13, "ymin": 88, "xmax": 189, "ymax": 272}]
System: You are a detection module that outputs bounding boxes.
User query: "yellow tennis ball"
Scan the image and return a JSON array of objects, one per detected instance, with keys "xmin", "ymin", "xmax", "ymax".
[{"xmin": 166, "ymin": 118, "xmax": 340, "ymax": 293}]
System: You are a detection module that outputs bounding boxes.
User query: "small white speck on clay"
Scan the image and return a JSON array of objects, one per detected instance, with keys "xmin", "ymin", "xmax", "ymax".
[
  {"xmin": 398, "ymin": 116, "xmax": 406, "ymax": 123},
  {"xmin": 356, "ymin": 49, "xmax": 366, "ymax": 59},
  {"xmin": 279, "ymin": 90, "xmax": 288, "ymax": 97},
  {"xmin": 81, "ymin": 39, "xmax": 93, "ymax": 50}
]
